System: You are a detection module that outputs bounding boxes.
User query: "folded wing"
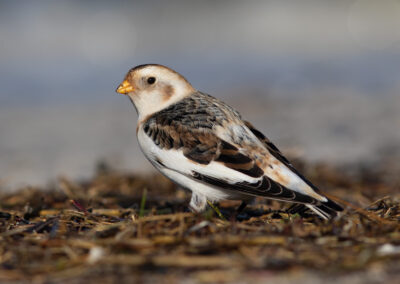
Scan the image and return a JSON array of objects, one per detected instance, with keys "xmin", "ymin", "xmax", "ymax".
[{"xmin": 143, "ymin": 116, "xmax": 335, "ymax": 210}]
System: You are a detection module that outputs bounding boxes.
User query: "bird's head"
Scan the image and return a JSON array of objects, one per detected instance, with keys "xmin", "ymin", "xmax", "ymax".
[{"xmin": 116, "ymin": 64, "xmax": 195, "ymax": 118}]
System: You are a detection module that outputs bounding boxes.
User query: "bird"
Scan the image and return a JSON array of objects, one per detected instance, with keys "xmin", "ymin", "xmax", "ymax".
[{"xmin": 116, "ymin": 64, "xmax": 343, "ymax": 219}]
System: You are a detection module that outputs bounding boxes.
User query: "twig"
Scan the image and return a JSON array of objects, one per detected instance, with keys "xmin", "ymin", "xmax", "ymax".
[
  {"xmin": 324, "ymin": 193, "xmax": 396, "ymax": 226},
  {"xmin": 70, "ymin": 200, "xmax": 89, "ymax": 215},
  {"xmin": 207, "ymin": 200, "xmax": 226, "ymax": 221}
]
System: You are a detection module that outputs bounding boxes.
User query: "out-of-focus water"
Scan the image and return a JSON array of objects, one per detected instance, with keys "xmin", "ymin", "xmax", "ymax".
[
  {"xmin": 1, "ymin": 91, "xmax": 399, "ymax": 189},
  {"xmin": 1, "ymin": 0, "xmax": 400, "ymax": 106},
  {"xmin": 0, "ymin": 1, "xmax": 400, "ymax": 188}
]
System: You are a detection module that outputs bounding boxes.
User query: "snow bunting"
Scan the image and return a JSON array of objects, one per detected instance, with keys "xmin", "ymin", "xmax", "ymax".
[{"xmin": 116, "ymin": 64, "xmax": 343, "ymax": 219}]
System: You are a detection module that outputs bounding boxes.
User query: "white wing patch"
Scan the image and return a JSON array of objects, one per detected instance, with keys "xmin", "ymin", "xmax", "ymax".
[{"xmin": 263, "ymin": 157, "xmax": 327, "ymax": 202}]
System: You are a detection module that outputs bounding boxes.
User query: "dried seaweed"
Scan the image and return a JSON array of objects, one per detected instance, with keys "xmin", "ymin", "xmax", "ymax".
[{"xmin": 0, "ymin": 161, "xmax": 399, "ymax": 283}]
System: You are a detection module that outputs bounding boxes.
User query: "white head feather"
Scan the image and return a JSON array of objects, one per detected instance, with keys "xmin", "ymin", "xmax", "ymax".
[{"xmin": 116, "ymin": 64, "xmax": 195, "ymax": 120}]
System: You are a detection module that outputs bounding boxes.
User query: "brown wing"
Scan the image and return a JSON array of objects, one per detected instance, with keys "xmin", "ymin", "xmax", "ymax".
[
  {"xmin": 143, "ymin": 120, "xmax": 264, "ymax": 178},
  {"xmin": 141, "ymin": 92, "xmax": 264, "ymax": 177},
  {"xmin": 143, "ymin": 117, "xmax": 326, "ymax": 205}
]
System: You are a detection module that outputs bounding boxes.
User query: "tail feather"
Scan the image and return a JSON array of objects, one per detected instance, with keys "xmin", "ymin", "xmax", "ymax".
[{"xmin": 289, "ymin": 197, "xmax": 343, "ymax": 220}]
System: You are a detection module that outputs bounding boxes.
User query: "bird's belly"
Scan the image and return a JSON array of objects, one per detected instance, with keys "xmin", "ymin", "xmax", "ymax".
[{"xmin": 159, "ymin": 167, "xmax": 233, "ymax": 202}]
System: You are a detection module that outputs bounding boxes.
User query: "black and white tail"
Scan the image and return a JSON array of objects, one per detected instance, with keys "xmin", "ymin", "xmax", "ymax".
[{"xmin": 289, "ymin": 198, "xmax": 343, "ymax": 220}]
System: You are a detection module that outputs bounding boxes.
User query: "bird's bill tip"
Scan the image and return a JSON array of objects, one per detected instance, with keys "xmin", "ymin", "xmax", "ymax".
[{"xmin": 116, "ymin": 80, "xmax": 134, "ymax": 94}]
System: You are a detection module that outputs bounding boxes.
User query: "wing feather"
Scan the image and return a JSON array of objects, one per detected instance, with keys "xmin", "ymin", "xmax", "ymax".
[
  {"xmin": 191, "ymin": 171, "xmax": 320, "ymax": 205},
  {"xmin": 142, "ymin": 116, "xmax": 324, "ymax": 205},
  {"xmin": 243, "ymin": 121, "xmax": 343, "ymax": 215},
  {"xmin": 244, "ymin": 121, "xmax": 323, "ymax": 193}
]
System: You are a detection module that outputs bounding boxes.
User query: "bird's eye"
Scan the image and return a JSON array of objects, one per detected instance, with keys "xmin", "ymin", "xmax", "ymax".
[{"xmin": 147, "ymin": 77, "xmax": 156, "ymax": 84}]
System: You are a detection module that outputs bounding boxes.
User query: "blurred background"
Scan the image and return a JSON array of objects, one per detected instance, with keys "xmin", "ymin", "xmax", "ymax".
[{"xmin": 0, "ymin": 0, "xmax": 399, "ymax": 189}]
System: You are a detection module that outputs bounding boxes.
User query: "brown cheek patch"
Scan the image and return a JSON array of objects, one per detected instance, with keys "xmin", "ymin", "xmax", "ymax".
[{"xmin": 162, "ymin": 85, "xmax": 175, "ymax": 102}]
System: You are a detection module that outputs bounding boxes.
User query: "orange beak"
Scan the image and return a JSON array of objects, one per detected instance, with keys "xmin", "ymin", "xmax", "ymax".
[{"xmin": 116, "ymin": 80, "xmax": 134, "ymax": 94}]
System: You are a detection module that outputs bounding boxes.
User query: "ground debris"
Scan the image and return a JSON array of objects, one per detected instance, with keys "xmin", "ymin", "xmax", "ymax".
[{"xmin": 0, "ymin": 163, "xmax": 399, "ymax": 283}]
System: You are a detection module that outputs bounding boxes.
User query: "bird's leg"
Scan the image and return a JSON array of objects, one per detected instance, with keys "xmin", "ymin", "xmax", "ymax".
[
  {"xmin": 236, "ymin": 201, "xmax": 247, "ymax": 214},
  {"xmin": 189, "ymin": 192, "xmax": 207, "ymax": 213},
  {"xmin": 230, "ymin": 201, "xmax": 248, "ymax": 222}
]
